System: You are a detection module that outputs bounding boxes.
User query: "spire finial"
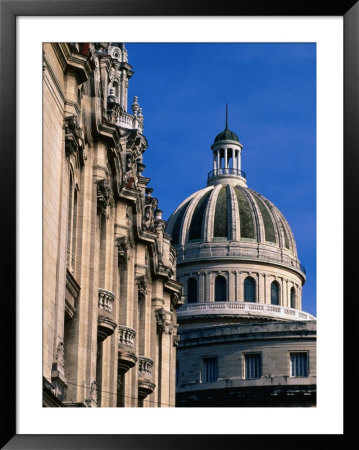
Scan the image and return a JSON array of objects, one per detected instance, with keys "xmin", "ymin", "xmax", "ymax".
[{"xmin": 225, "ymin": 103, "xmax": 228, "ymax": 130}]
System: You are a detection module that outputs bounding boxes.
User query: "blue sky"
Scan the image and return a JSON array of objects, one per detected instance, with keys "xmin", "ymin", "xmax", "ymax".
[{"xmin": 126, "ymin": 43, "xmax": 316, "ymax": 316}]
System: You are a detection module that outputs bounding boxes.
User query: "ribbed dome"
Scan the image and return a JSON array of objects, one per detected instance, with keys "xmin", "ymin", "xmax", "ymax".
[
  {"xmin": 165, "ymin": 183, "xmax": 302, "ymax": 274},
  {"xmin": 214, "ymin": 128, "xmax": 240, "ymax": 143}
]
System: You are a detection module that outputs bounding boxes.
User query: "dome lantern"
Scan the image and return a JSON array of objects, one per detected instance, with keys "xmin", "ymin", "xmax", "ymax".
[{"xmin": 209, "ymin": 104, "xmax": 246, "ymax": 187}]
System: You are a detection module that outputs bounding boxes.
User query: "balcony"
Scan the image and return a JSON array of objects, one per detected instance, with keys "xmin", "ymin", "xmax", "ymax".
[
  {"xmin": 208, "ymin": 168, "xmax": 246, "ymax": 179},
  {"xmin": 97, "ymin": 289, "xmax": 117, "ymax": 342},
  {"xmin": 138, "ymin": 356, "xmax": 155, "ymax": 401},
  {"xmin": 118, "ymin": 325, "xmax": 138, "ymax": 374},
  {"xmin": 177, "ymin": 302, "xmax": 316, "ymax": 322}
]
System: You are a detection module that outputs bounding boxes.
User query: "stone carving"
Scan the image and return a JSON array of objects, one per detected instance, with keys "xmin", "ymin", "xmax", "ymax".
[
  {"xmin": 64, "ymin": 115, "xmax": 84, "ymax": 157},
  {"xmin": 94, "ymin": 42, "xmax": 109, "ymax": 53},
  {"xmin": 115, "ymin": 235, "xmax": 131, "ymax": 265},
  {"xmin": 107, "ymin": 88, "xmax": 124, "ymax": 123},
  {"xmin": 96, "ymin": 179, "xmax": 112, "ymax": 216},
  {"xmin": 173, "ymin": 334, "xmax": 180, "ymax": 347},
  {"xmin": 143, "ymin": 193, "xmax": 158, "ymax": 231},
  {"xmin": 131, "ymin": 96, "xmax": 140, "ymax": 115},
  {"xmin": 155, "ymin": 308, "xmax": 174, "ymax": 335},
  {"xmin": 136, "ymin": 159, "xmax": 146, "ymax": 176},
  {"xmin": 55, "ymin": 339, "xmax": 65, "ymax": 368},
  {"xmin": 136, "ymin": 275, "xmax": 147, "ymax": 296},
  {"xmin": 125, "ymin": 205, "xmax": 133, "ymax": 224},
  {"xmin": 124, "ymin": 153, "xmax": 138, "ymax": 189},
  {"xmin": 171, "ymin": 292, "xmax": 183, "ymax": 310},
  {"xmin": 90, "ymin": 380, "xmax": 97, "ymax": 405}
]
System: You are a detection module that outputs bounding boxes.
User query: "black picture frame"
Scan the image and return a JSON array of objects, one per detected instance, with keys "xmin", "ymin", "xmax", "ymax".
[{"xmin": 1, "ymin": 0, "xmax": 357, "ymax": 448}]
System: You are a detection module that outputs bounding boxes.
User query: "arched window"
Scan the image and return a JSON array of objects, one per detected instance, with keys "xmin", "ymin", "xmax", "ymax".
[
  {"xmin": 187, "ymin": 278, "xmax": 198, "ymax": 303},
  {"xmin": 271, "ymin": 281, "xmax": 280, "ymax": 305},
  {"xmin": 215, "ymin": 276, "xmax": 227, "ymax": 302},
  {"xmin": 244, "ymin": 277, "xmax": 256, "ymax": 302},
  {"xmin": 290, "ymin": 287, "xmax": 296, "ymax": 309}
]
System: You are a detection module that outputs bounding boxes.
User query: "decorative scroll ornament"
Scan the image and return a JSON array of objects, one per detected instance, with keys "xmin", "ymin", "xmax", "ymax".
[
  {"xmin": 115, "ymin": 236, "xmax": 131, "ymax": 265},
  {"xmin": 136, "ymin": 275, "xmax": 147, "ymax": 296},
  {"xmin": 155, "ymin": 308, "xmax": 174, "ymax": 335},
  {"xmin": 96, "ymin": 179, "xmax": 112, "ymax": 217}
]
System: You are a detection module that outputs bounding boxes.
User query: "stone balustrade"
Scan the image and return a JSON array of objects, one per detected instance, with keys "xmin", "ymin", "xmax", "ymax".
[
  {"xmin": 177, "ymin": 302, "xmax": 316, "ymax": 322},
  {"xmin": 116, "ymin": 111, "xmax": 143, "ymax": 132},
  {"xmin": 98, "ymin": 288, "xmax": 115, "ymax": 312},
  {"xmin": 177, "ymin": 244, "xmax": 306, "ymax": 277},
  {"xmin": 118, "ymin": 325, "xmax": 136, "ymax": 348},
  {"xmin": 137, "ymin": 356, "xmax": 155, "ymax": 401},
  {"xmin": 138, "ymin": 356, "xmax": 154, "ymax": 375}
]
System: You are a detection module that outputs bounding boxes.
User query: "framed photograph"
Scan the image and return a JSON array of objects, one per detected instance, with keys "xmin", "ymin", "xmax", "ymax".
[{"xmin": 1, "ymin": 1, "xmax": 357, "ymax": 448}]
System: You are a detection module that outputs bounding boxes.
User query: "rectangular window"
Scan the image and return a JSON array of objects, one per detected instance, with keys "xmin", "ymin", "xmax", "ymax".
[
  {"xmin": 290, "ymin": 352, "xmax": 308, "ymax": 377},
  {"xmin": 203, "ymin": 357, "xmax": 218, "ymax": 383},
  {"xmin": 245, "ymin": 353, "xmax": 261, "ymax": 379}
]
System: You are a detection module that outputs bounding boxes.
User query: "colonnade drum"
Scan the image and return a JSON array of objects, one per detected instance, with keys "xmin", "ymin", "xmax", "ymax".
[{"xmin": 165, "ymin": 175, "xmax": 306, "ymax": 312}]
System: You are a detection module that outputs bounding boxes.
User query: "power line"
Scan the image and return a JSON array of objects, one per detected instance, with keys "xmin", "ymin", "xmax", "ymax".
[{"xmin": 65, "ymin": 380, "xmax": 175, "ymax": 408}]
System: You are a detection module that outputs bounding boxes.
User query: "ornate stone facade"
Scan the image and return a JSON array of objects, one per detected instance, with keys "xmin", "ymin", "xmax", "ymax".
[{"xmin": 42, "ymin": 43, "xmax": 181, "ymax": 407}]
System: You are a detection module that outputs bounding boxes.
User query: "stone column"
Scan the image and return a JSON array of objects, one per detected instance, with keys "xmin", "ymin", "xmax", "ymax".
[
  {"xmin": 235, "ymin": 271, "xmax": 240, "ymax": 302},
  {"xmin": 208, "ymin": 273, "xmax": 214, "ymax": 302},
  {"xmin": 264, "ymin": 274, "xmax": 270, "ymax": 304},
  {"xmin": 258, "ymin": 273, "xmax": 265, "ymax": 303},
  {"xmin": 279, "ymin": 277, "xmax": 284, "ymax": 306},
  {"xmin": 229, "ymin": 271, "xmax": 236, "ymax": 302},
  {"xmin": 205, "ymin": 272, "xmax": 211, "ymax": 303},
  {"xmin": 199, "ymin": 272, "xmax": 205, "ymax": 303}
]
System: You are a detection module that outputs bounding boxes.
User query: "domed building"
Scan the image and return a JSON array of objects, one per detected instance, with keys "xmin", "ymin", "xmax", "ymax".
[{"xmin": 165, "ymin": 111, "xmax": 316, "ymax": 407}]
